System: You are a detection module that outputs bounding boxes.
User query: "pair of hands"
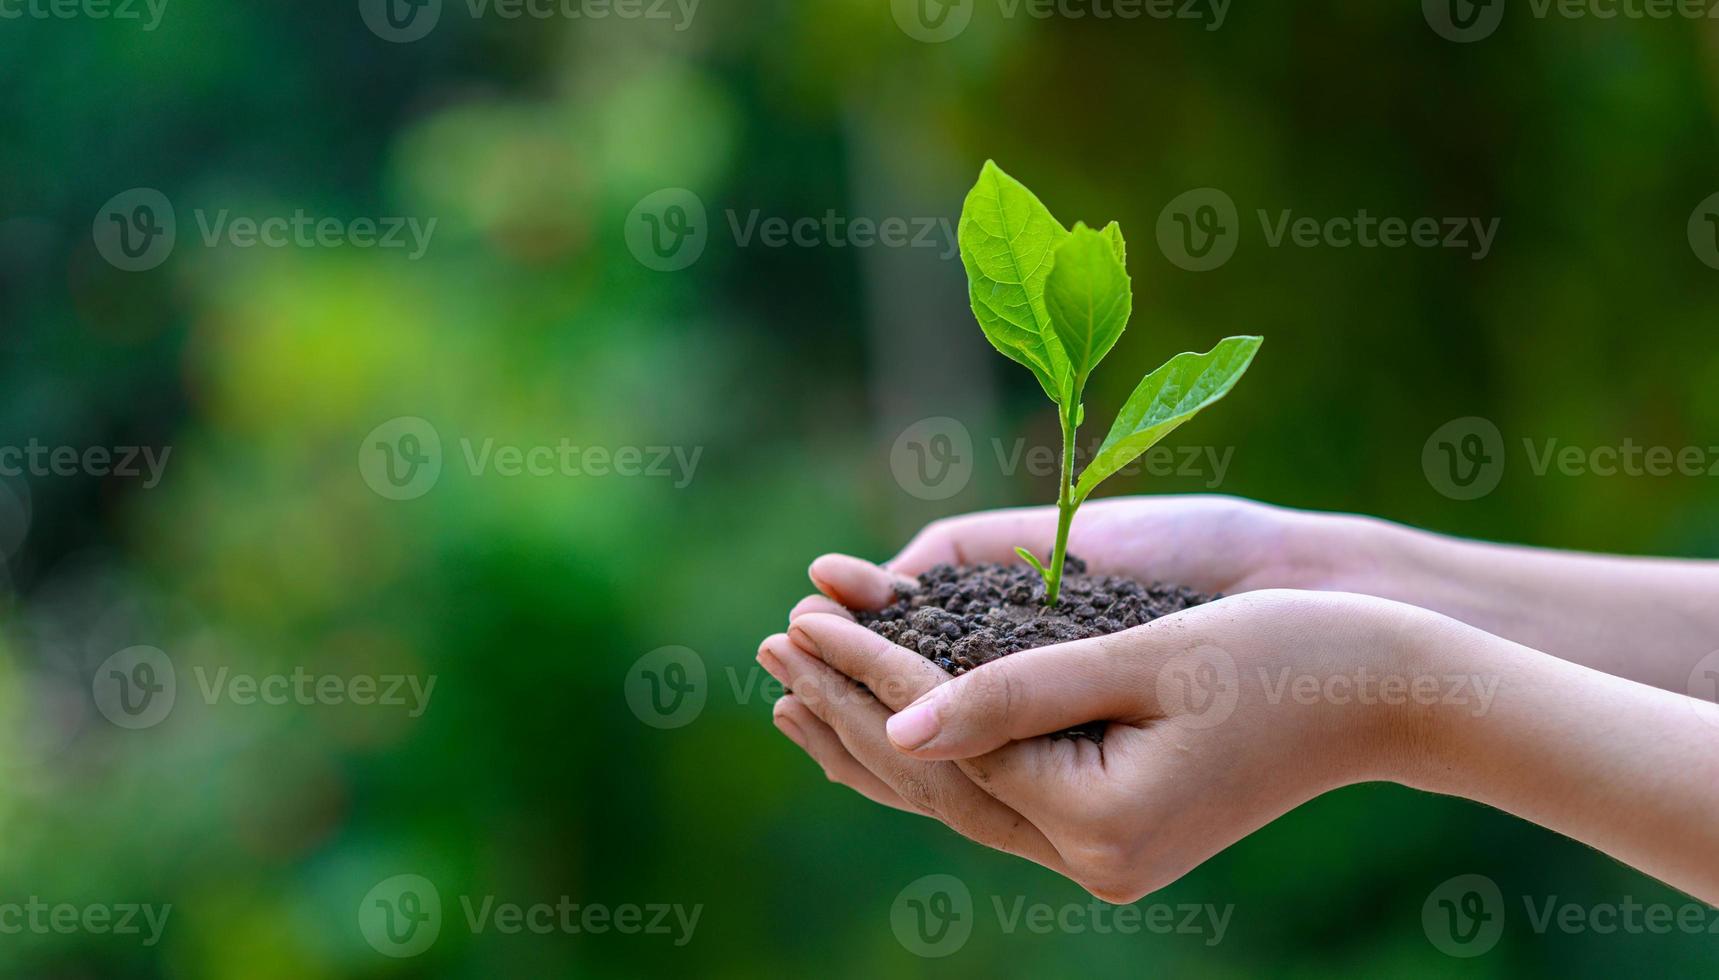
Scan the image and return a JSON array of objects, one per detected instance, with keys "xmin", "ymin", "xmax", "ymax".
[{"xmin": 756, "ymin": 496, "xmax": 1464, "ymax": 902}]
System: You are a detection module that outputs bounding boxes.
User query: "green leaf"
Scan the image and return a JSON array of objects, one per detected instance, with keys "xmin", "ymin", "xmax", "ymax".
[
  {"xmin": 959, "ymin": 160, "xmax": 1072, "ymax": 404},
  {"xmin": 1073, "ymin": 336, "xmax": 1263, "ymax": 503},
  {"xmin": 1014, "ymin": 546, "xmax": 1051, "ymax": 585},
  {"xmin": 1046, "ymin": 223, "xmax": 1132, "ymax": 398},
  {"xmin": 1100, "ymin": 220, "xmax": 1126, "ymax": 265}
]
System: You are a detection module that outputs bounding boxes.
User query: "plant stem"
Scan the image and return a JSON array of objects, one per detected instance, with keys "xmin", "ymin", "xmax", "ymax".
[{"xmin": 1045, "ymin": 407, "xmax": 1077, "ymax": 607}]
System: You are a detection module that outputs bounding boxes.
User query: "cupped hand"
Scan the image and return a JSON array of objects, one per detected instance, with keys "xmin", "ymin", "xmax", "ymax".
[
  {"xmin": 864, "ymin": 495, "xmax": 1384, "ymax": 597},
  {"xmin": 766, "ymin": 493, "xmax": 1382, "ymax": 791},
  {"xmin": 771, "ymin": 584, "xmax": 1453, "ymax": 902}
]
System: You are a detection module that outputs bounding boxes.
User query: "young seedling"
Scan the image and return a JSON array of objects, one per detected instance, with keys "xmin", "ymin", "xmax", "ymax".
[{"xmin": 958, "ymin": 160, "xmax": 1262, "ymax": 606}]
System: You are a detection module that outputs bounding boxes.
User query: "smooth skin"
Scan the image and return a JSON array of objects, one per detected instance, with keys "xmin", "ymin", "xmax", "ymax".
[{"xmin": 756, "ymin": 496, "xmax": 1719, "ymax": 905}]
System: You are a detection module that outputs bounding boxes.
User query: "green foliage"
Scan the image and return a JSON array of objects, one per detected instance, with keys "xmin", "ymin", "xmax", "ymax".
[
  {"xmin": 957, "ymin": 161, "xmax": 1262, "ymax": 605},
  {"xmin": 959, "ymin": 160, "xmax": 1073, "ymax": 404},
  {"xmin": 1046, "ymin": 223, "xmax": 1132, "ymax": 400},
  {"xmin": 1073, "ymin": 336, "xmax": 1263, "ymax": 504}
]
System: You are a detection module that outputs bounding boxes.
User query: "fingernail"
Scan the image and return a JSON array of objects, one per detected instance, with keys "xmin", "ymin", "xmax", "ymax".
[
  {"xmin": 886, "ymin": 697, "xmax": 941, "ymax": 750},
  {"xmin": 774, "ymin": 714, "xmax": 807, "ymax": 749},
  {"xmin": 757, "ymin": 646, "xmax": 788, "ymax": 685},
  {"xmin": 807, "ymin": 556, "xmax": 836, "ymax": 593},
  {"xmin": 788, "ymin": 624, "xmax": 818, "ymax": 655}
]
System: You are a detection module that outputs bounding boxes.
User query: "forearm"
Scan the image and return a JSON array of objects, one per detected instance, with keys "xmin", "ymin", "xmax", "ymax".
[
  {"xmin": 1397, "ymin": 620, "xmax": 1719, "ymax": 904},
  {"xmin": 1334, "ymin": 514, "xmax": 1719, "ymax": 692}
]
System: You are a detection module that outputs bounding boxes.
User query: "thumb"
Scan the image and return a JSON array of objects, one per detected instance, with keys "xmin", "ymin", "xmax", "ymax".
[{"xmin": 884, "ymin": 629, "xmax": 1153, "ymax": 760}]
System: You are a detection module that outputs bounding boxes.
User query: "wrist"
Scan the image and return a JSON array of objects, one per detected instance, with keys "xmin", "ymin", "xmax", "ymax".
[
  {"xmin": 1372, "ymin": 610, "xmax": 1503, "ymax": 790},
  {"xmin": 1280, "ymin": 509, "xmax": 1424, "ymax": 594},
  {"xmin": 1323, "ymin": 598, "xmax": 1488, "ymax": 788}
]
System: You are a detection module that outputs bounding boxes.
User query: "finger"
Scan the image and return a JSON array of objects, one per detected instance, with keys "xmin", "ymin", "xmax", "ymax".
[
  {"xmin": 789, "ymin": 594, "xmax": 853, "ymax": 624},
  {"xmin": 887, "ymin": 507, "xmax": 1060, "ymax": 576},
  {"xmin": 789, "ymin": 613, "xmax": 950, "ymax": 711},
  {"xmin": 785, "ymin": 615, "xmax": 1066, "ymax": 821},
  {"xmin": 807, "ymin": 554, "xmax": 913, "ymax": 612},
  {"xmin": 770, "ymin": 636, "xmax": 1068, "ymax": 875},
  {"xmin": 882, "ymin": 626, "xmax": 1170, "ymax": 760},
  {"xmin": 772, "ymin": 694, "xmax": 921, "ymax": 814},
  {"xmin": 762, "ymin": 635, "xmax": 916, "ymax": 811}
]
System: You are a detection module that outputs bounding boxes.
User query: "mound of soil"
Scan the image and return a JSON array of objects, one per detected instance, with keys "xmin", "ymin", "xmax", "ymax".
[{"xmin": 854, "ymin": 555, "xmax": 1216, "ymax": 742}]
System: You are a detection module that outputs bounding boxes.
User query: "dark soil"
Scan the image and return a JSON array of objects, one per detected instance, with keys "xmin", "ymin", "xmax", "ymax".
[{"xmin": 855, "ymin": 555, "xmax": 1216, "ymax": 743}]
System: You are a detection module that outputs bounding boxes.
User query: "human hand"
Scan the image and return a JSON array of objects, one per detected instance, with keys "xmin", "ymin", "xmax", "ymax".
[
  {"xmin": 756, "ymin": 494, "xmax": 1397, "ymax": 890},
  {"xmin": 763, "ymin": 496, "xmax": 1719, "ymax": 904},
  {"xmin": 802, "ymin": 493, "xmax": 1714, "ymax": 691},
  {"xmin": 765, "ymin": 581, "xmax": 1455, "ymax": 902},
  {"xmin": 845, "ymin": 495, "xmax": 1392, "ymax": 599}
]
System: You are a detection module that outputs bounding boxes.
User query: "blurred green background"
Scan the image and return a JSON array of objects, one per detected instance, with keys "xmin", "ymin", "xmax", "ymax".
[{"xmin": 1, "ymin": 0, "xmax": 1717, "ymax": 975}]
